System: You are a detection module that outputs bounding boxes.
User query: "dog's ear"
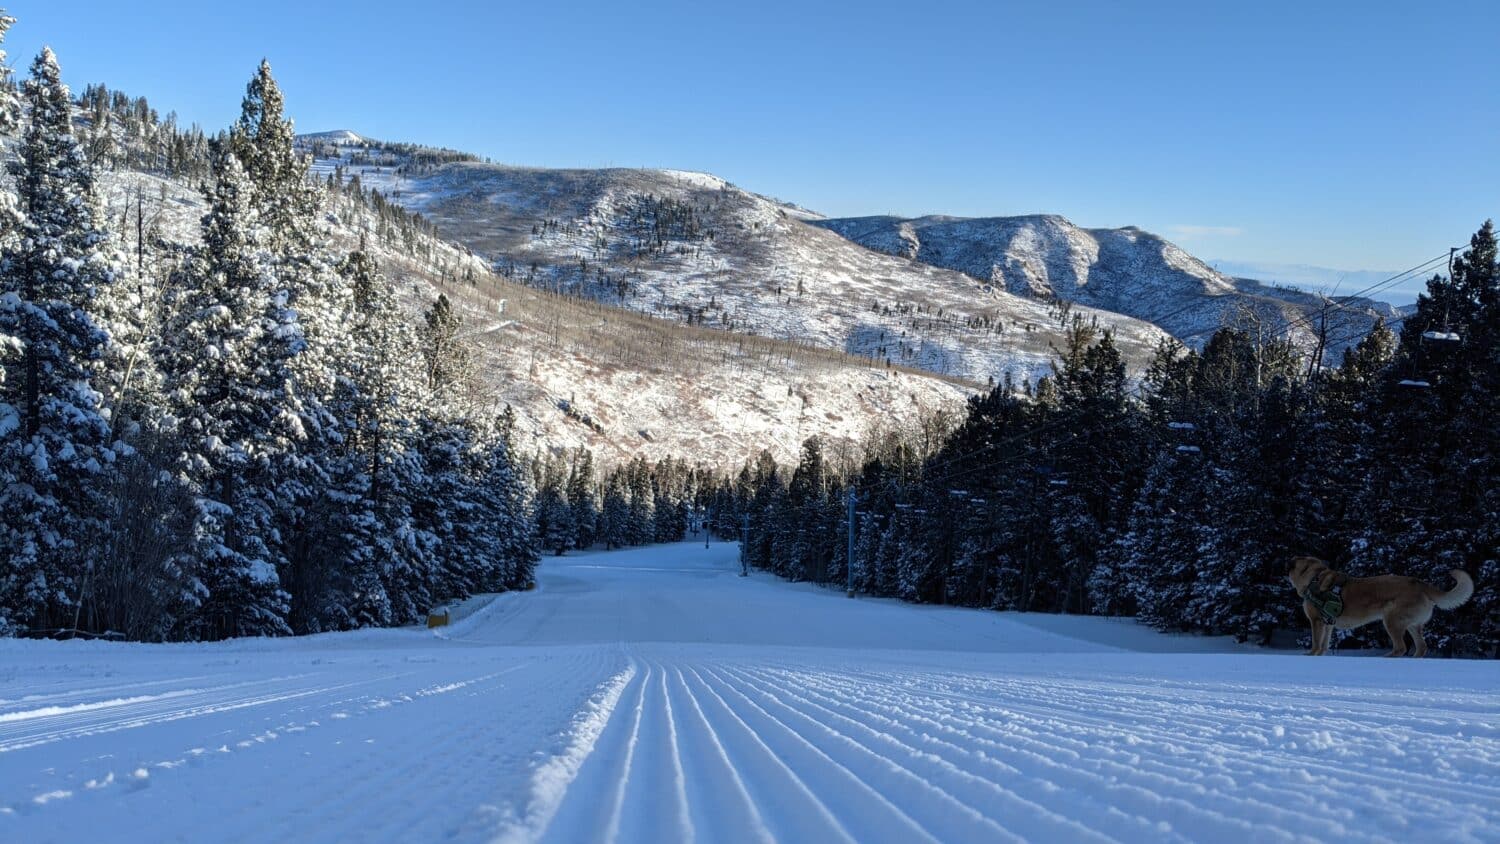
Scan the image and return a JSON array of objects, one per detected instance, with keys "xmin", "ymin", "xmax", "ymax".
[{"xmin": 1288, "ymin": 556, "xmax": 1324, "ymax": 580}]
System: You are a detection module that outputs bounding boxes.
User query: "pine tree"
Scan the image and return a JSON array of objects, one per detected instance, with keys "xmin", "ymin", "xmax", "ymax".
[
  {"xmin": 0, "ymin": 11, "xmax": 19, "ymax": 135},
  {"xmin": 534, "ymin": 457, "xmax": 574, "ymax": 556},
  {"xmin": 627, "ymin": 456, "xmax": 655, "ymax": 545},
  {"xmin": 410, "ymin": 416, "xmax": 478, "ymax": 604},
  {"xmin": 479, "ymin": 408, "xmax": 538, "ymax": 590},
  {"xmin": 850, "ymin": 511, "xmax": 882, "ymax": 593},
  {"xmin": 420, "ymin": 293, "xmax": 472, "ymax": 400},
  {"xmin": 1102, "ymin": 451, "xmax": 1208, "ymax": 628},
  {"xmin": 1047, "ymin": 327, "xmax": 1145, "ymax": 613},
  {"xmin": 230, "ymin": 60, "xmax": 317, "ymax": 254},
  {"xmin": 785, "ymin": 437, "xmax": 830, "ymax": 581},
  {"xmin": 745, "ymin": 450, "xmax": 782, "ymax": 569},
  {"xmin": 157, "ymin": 142, "xmax": 291, "ymax": 639},
  {"xmin": 600, "ymin": 470, "xmax": 630, "ymax": 549},
  {"xmin": 304, "ymin": 247, "xmax": 418, "ymax": 630},
  {"xmin": 1357, "ymin": 222, "xmax": 1500, "ymax": 653},
  {"xmin": 567, "ymin": 449, "xmax": 598, "ymax": 550},
  {"xmin": 0, "ymin": 16, "xmax": 21, "ymax": 612},
  {"xmin": 0, "ymin": 49, "xmax": 120, "ymax": 634}
]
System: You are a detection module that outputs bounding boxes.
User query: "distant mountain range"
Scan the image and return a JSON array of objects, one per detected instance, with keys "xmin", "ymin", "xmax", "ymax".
[
  {"xmin": 813, "ymin": 214, "xmax": 1401, "ymax": 357},
  {"xmin": 297, "ymin": 129, "xmax": 1403, "ymax": 400},
  {"xmin": 300, "ymin": 133, "xmax": 1171, "ymax": 385}
]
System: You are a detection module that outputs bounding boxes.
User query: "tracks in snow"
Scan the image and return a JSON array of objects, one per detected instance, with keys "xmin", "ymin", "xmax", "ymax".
[
  {"xmin": 5, "ymin": 540, "xmax": 1495, "ymax": 844},
  {"xmin": 527, "ymin": 649, "xmax": 1500, "ymax": 844},
  {"xmin": 0, "ymin": 673, "xmax": 400, "ymax": 754},
  {"xmin": 0, "ymin": 648, "xmax": 622, "ymax": 840}
]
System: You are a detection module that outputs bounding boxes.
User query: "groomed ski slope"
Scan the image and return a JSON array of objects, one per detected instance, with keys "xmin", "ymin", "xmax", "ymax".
[{"xmin": 2, "ymin": 543, "xmax": 1495, "ymax": 843}]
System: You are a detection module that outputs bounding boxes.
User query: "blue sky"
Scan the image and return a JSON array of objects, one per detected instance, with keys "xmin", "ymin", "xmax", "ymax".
[{"xmin": 6, "ymin": 1, "xmax": 1496, "ymax": 300}]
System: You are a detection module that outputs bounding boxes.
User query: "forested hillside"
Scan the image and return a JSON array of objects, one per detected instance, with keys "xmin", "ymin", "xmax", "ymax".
[
  {"xmin": 703, "ymin": 238, "xmax": 1498, "ymax": 656},
  {"xmin": 0, "ymin": 41, "xmax": 536, "ymax": 640},
  {"xmin": 0, "ymin": 16, "xmax": 970, "ymax": 641}
]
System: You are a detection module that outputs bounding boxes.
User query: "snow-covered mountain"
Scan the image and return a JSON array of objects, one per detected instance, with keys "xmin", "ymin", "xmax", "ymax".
[
  {"xmin": 812, "ymin": 214, "xmax": 1402, "ymax": 359},
  {"xmin": 75, "ymin": 140, "xmax": 973, "ymax": 469},
  {"xmin": 297, "ymin": 128, "xmax": 368, "ymax": 146},
  {"xmin": 299, "ymin": 133, "xmax": 1172, "ymax": 386}
]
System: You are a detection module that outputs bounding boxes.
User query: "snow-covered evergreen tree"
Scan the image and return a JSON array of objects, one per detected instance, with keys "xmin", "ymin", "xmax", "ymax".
[
  {"xmin": 420, "ymin": 293, "xmax": 472, "ymax": 402},
  {"xmin": 478, "ymin": 408, "xmax": 538, "ymax": 590},
  {"xmin": 0, "ymin": 11, "xmax": 19, "ymax": 135},
  {"xmin": 534, "ymin": 457, "xmax": 574, "ymax": 556},
  {"xmin": 0, "ymin": 49, "xmax": 119, "ymax": 634},
  {"xmin": 600, "ymin": 470, "xmax": 630, "ymax": 549},
  {"xmin": 230, "ymin": 60, "xmax": 317, "ymax": 254},
  {"xmin": 626, "ymin": 456, "xmax": 656, "ymax": 546},
  {"xmin": 567, "ymin": 449, "xmax": 598, "ymax": 550},
  {"xmin": 299, "ymin": 246, "xmax": 418, "ymax": 630},
  {"xmin": 785, "ymin": 437, "xmax": 827, "ymax": 581},
  {"xmin": 1352, "ymin": 222, "xmax": 1499, "ymax": 653},
  {"xmin": 157, "ymin": 142, "xmax": 292, "ymax": 639},
  {"xmin": 409, "ymin": 416, "xmax": 473, "ymax": 605}
]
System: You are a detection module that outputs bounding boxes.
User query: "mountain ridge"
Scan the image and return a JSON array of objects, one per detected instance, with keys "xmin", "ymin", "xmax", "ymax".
[
  {"xmin": 299, "ymin": 132, "xmax": 1173, "ymax": 386},
  {"xmin": 301, "ymin": 130, "xmax": 1397, "ymax": 373},
  {"xmin": 812, "ymin": 212, "xmax": 1400, "ymax": 357}
]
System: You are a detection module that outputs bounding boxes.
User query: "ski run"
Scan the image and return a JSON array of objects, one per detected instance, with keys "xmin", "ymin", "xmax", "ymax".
[{"xmin": 2, "ymin": 542, "xmax": 1495, "ymax": 843}]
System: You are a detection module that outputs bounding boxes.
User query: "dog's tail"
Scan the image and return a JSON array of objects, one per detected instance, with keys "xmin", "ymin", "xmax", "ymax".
[{"xmin": 1432, "ymin": 569, "xmax": 1474, "ymax": 611}]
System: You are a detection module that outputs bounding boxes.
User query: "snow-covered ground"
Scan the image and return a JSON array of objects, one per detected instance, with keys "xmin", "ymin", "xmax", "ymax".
[{"xmin": 2, "ymin": 543, "xmax": 1495, "ymax": 843}]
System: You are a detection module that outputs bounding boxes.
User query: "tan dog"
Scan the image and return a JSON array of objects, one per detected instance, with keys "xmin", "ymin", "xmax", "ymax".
[{"xmin": 1286, "ymin": 557, "xmax": 1474, "ymax": 657}]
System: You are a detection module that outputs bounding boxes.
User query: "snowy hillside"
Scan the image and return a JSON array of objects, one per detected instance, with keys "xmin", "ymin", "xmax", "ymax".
[
  {"xmin": 300, "ymin": 134, "xmax": 1171, "ymax": 385},
  {"xmin": 401, "ymin": 273, "xmax": 975, "ymax": 468},
  {"xmin": 3, "ymin": 543, "xmax": 1494, "ymax": 843},
  {"xmin": 82, "ymin": 154, "xmax": 971, "ymax": 469},
  {"xmin": 813, "ymin": 214, "xmax": 1402, "ymax": 360}
]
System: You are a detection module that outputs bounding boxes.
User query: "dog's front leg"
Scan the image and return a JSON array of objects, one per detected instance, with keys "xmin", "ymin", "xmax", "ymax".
[{"xmin": 1303, "ymin": 603, "xmax": 1324, "ymax": 655}]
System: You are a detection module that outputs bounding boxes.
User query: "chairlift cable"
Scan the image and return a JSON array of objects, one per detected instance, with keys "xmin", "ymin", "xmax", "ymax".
[
  {"xmin": 895, "ymin": 252, "xmax": 1457, "ymax": 500},
  {"xmin": 1250, "ymin": 252, "xmax": 1447, "ymax": 337},
  {"xmin": 916, "ymin": 253, "xmax": 1446, "ymax": 481},
  {"xmin": 1171, "ymin": 251, "xmax": 1451, "ymax": 346}
]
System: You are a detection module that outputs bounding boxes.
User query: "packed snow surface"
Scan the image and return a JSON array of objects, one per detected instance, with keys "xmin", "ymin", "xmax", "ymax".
[{"xmin": 2, "ymin": 543, "xmax": 1495, "ymax": 843}]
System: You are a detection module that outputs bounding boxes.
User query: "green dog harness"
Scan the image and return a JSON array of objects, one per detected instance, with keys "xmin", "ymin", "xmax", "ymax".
[{"xmin": 1301, "ymin": 575, "xmax": 1347, "ymax": 624}]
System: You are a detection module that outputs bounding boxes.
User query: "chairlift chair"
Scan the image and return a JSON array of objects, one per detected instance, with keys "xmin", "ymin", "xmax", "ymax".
[
  {"xmin": 1400, "ymin": 321, "xmax": 1460, "ymax": 390},
  {"xmin": 1167, "ymin": 418, "xmax": 1200, "ymax": 455}
]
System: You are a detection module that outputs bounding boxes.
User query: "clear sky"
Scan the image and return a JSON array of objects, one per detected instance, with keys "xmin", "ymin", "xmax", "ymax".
[{"xmin": 5, "ymin": 0, "xmax": 1496, "ymax": 299}]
